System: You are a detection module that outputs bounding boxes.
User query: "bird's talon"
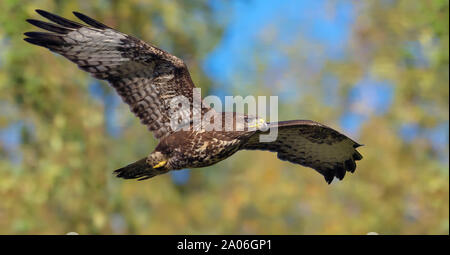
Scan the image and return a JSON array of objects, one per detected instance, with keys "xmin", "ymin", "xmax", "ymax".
[{"xmin": 153, "ymin": 160, "xmax": 167, "ymax": 169}]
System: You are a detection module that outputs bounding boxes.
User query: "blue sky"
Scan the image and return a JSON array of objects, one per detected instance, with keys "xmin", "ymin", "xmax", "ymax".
[{"xmin": 204, "ymin": 0, "xmax": 354, "ymax": 98}]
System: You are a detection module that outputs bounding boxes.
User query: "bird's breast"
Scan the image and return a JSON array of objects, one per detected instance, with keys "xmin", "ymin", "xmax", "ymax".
[{"xmin": 171, "ymin": 132, "xmax": 243, "ymax": 169}]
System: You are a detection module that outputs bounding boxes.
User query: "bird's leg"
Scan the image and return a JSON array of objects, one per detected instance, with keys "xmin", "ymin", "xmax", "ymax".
[{"xmin": 153, "ymin": 160, "xmax": 167, "ymax": 169}]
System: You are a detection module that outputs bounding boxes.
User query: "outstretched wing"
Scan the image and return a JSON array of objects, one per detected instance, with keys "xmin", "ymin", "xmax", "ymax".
[
  {"xmin": 24, "ymin": 10, "xmax": 209, "ymax": 139},
  {"xmin": 241, "ymin": 120, "xmax": 363, "ymax": 184}
]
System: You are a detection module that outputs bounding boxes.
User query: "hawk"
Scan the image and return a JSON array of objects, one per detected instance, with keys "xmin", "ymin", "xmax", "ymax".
[{"xmin": 24, "ymin": 10, "xmax": 363, "ymax": 184}]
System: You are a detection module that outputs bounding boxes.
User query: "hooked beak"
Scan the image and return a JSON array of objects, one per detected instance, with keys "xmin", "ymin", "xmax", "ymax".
[{"xmin": 249, "ymin": 118, "xmax": 267, "ymax": 130}]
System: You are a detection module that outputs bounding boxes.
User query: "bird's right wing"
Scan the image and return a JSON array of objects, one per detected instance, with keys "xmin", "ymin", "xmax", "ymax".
[
  {"xmin": 24, "ymin": 10, "xmax": 210, "ymax": 139},
  {"xmin": 241, "ymin": 120, "xmax": 363, "ymax": 184}
]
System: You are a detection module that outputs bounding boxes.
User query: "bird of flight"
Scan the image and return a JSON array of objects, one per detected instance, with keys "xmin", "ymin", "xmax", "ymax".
[{"xmin": 24, "ymin": 10, "xmax": 363, "ymax": 184}]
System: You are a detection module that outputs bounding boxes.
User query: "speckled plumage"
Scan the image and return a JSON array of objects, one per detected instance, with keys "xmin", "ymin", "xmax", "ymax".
[
  {"xmin": 25, "ymin": 10, "xmax": 363, "ymax": 184},
  {"xmin": 25, "ymin": 9, "xmax": 209, "ymax": 139}
]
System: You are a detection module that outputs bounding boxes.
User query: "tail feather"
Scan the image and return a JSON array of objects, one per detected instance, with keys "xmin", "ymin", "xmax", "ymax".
[{"xmin": 113, "ymin": 158, "xmax": 165, "ymax": 181}]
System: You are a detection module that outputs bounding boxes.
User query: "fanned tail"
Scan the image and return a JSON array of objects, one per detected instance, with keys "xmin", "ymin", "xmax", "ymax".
[{"xmin": 113, "ymin": 158, "xmax": 165, "ymax": 181}]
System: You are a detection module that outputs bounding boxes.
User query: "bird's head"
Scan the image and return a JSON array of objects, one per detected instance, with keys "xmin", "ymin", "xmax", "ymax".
[{"xmin": 246, "ymin": 116, "xmax": 268, "ymax": 131}]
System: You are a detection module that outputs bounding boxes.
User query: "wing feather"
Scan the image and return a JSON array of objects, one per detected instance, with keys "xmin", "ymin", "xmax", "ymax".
[
  {"xmin": 241, "ymin": 120, "xmax": 363, "ymax": 184},
  {"xmin": 72, "ymin": 11, "xmax": 111, "ymax": 29},
  {"xmin": 24, "ymin": 10, "xmax": 210, "ymax": 139}
]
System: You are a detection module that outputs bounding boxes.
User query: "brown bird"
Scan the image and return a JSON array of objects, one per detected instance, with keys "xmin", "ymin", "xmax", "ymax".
[{"xmin": 24, "ymin": 10, "xmax": 363, "ymax": 184}]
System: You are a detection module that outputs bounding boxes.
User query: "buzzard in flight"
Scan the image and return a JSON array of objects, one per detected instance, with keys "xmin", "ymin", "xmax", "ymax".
[{"xmin": 24, "ymin": 10, "xmax": 363, "ymax": 184}]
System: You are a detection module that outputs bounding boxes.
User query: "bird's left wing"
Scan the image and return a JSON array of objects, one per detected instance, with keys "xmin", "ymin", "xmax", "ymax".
[
  {"xmin": 24, "ymin": 10, "xmax": 210, "ymax": 139},
  {"xmin": 241, "ymin": 120, "xmax": 363, "ymax": 184}
]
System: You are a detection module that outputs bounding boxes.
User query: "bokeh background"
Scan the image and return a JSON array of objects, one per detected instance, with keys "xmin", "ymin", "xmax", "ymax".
[{"xmin": 0, "ymin": 0, "xmax": 448, "ymax": 234}]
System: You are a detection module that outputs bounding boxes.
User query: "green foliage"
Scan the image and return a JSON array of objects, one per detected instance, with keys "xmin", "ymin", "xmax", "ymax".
[{"xmin": 0, "ymin": 0, "xmax": 448, "ymax": 234}]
